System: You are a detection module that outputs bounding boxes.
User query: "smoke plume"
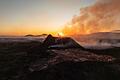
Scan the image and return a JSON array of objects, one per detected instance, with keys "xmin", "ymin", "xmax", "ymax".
[{"xmin": 63, "ymin": 0, "xmax": 120, "ymax": 35}]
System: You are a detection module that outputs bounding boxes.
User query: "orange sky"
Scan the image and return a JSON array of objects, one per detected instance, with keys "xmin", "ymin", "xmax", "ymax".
[
  {"xmin": 1, "ymin": 0, "xmax": 120, "ymax": 36},
  {"xmin": 0, "ymin": 0, "xmax": 95, "ymax": 36}
]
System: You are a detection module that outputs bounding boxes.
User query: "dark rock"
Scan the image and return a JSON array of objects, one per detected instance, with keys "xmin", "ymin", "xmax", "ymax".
[
  {"xmin": 43, "ymin": 34, "xmax": 56, "ymax": 48},
  {"xmin": 27, "ymin": 61, "xmax": 120, "ymax": 80},
  {"xmin": 87, "ymin": 47, "xmax": 120, "ymax": 58},
  {"xmin": 27, "ymin": 35, "xmax": 55, "ymax": 60},
  {"xmin": 27, "ymin": 45, "xmax": 52, "ymax": 63},
  {"xmin": 27, "ymin": 34, "xmax": 84, "ymax": 57},
  {"xmin": 51, "ymin": 37, "xmax": 84, "ymax": 49},
  {"xmin": 43, "ymin": 34, "xmax": 84, "ymax": 49}
]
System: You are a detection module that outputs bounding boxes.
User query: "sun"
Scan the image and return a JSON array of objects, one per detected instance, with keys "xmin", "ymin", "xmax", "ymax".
[{"xmin": 58, "ymin": 32, "xmax": 65, "ymax": 37}]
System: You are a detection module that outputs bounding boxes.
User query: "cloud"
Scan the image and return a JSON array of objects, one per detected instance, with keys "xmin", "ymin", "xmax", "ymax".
[{"xmin": 63, "ymin": 0, "xmax": 120, "ymax": 35}]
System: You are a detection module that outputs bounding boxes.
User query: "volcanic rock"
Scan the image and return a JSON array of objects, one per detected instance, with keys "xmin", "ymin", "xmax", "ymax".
[
  {"xmin": 43, "ymin": 34, "xmax": 56, "ymax": 48},
  {"xmin": 43, "ymin": 34, "xmax": 84, "ymax": 49},
  {"xmin": 27, "ymin": 61, "xmax": 120, "ymax": 80}
]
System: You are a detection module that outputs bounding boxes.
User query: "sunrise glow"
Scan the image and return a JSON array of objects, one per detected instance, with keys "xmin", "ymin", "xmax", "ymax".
[
  {"xmin": 0, "ymin": 0, "xmax": 120, "ymax": 36},
  {"xmin": 57, "ymin": 32, "xmax": 65, "ymax": 37},
  {"xmin": 0, "ymin": 0, "xmax": 98, "ymax": 36}
]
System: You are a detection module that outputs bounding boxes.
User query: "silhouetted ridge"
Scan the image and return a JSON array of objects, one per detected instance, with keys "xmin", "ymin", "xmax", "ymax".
[
  {"xmin": 43, "ymin": 34, "xmax": 56, "ymax": 48},
  {"xmin": 43, "ymin": 34, "xmax": 84, "ymax": 49}
]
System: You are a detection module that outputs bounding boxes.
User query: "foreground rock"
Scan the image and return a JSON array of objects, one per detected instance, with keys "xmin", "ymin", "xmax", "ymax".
[
  {"xmin": 27, "ymin": 61, "xmax": 120, "ymax": 80},
  {"xmin": 1, "ymin": 35, "xmax": 120, "ymax": 80},
  {"xmin": 28, "ymin": 49, "xmax": 115, "ymax": 72}
]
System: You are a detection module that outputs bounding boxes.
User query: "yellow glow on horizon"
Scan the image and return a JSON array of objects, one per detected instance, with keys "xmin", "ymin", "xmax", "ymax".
[
  {"xmin": 0, "ymin": 24, "xmax": 63, "ymax": 36},
  {"xmin": 57, "ymin": 32, "xmax": 65, "ymax": 37}
]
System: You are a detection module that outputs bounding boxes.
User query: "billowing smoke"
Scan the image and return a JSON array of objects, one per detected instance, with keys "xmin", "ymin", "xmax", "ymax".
[{"xmin": 63, "ymin": 0, "xmax": 120, "ymax": 35}]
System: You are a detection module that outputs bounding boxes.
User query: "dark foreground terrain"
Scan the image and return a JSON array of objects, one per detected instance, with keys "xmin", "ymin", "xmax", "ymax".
[{"xmin": 0, "ymin": 35, "xmax": 120, "ymax": 80}]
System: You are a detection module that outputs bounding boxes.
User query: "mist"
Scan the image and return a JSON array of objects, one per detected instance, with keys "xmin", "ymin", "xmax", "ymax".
[{"xmin": 63, "ymin": 0, "xmax": 120, "ymax": 35}]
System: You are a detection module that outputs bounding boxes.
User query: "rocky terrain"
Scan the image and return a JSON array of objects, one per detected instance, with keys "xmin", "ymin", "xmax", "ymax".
[{"xmin": 0, "ymin": 35, "xmax": 120, "ymax": 80}]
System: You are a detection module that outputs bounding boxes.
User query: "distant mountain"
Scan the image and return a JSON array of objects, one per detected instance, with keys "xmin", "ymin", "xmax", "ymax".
[
  {"xmin": 25, "ymin": 34, "xmax": 48, "ymax": 37},
  {"xmin": 112, "ymin": 30, "xmax": 120, "ymax": 33},
  {"xmin": 25, "ymin": 34, "xmax": 34, "ymax": 37}
]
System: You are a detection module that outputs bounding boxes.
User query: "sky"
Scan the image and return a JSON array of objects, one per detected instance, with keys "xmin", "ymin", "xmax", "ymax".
[{"xmin": 0, "ymin": 0, "xmax": 96, "ymax": 36}]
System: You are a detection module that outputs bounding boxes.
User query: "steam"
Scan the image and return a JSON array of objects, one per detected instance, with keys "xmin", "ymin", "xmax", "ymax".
[{"xmin": 63, "ymin": 0, "xmax": 120, "ymax": 35}]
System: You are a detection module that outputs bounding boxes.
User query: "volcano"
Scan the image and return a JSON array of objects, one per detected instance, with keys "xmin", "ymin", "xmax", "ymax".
[{"xmin": 43, "ymin": 34, "xmax": 84, "ymax": 49}]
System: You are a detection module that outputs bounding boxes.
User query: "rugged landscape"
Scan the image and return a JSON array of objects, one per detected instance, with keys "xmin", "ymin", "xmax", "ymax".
[{"xmin": 0, "ymin": 34, "xmax": 120, "ymax": 80}]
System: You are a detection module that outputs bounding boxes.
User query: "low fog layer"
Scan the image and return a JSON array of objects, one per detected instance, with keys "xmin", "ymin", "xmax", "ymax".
[
  {"xmin": 0, "ymin": 31, "xmax": 120, "ymax": 50},
  {"xmin": 73, "ymin": 31, "xmax": 120, "ymax": 49}
]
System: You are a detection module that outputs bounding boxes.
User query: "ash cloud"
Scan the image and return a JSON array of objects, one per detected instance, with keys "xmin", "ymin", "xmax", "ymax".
[{"xmin": 63, "ymin": 0, "xmax": 120, "ymax": 35}]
